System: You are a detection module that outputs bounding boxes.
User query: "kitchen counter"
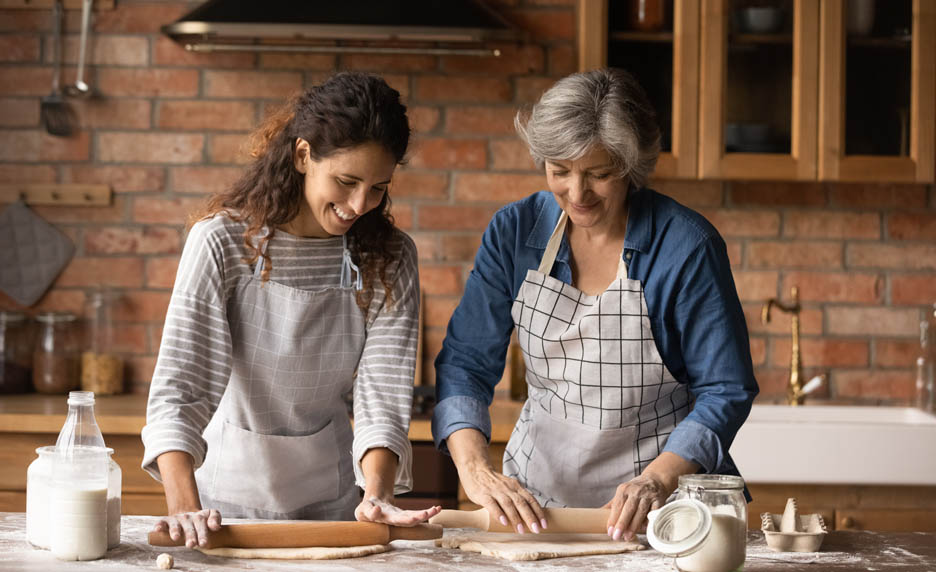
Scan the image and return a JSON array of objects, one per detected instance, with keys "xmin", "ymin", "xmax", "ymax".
[{"xmin": 2, "ymin": 513, "xmax": 935, "ymax": 571}]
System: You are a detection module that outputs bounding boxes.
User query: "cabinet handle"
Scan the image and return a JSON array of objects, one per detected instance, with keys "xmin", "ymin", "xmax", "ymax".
[{"xmin": 842, "ymin": 516, "xmax": 855, "ymax": 529}]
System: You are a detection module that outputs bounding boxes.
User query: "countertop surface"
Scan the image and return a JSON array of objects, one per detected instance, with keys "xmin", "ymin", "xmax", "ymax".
[{"xmin": 2, "ymin": 513, "xmax": 936, "ymax": 571}]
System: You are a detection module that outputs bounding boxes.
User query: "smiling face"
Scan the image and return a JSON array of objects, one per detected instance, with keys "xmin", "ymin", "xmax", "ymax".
[
  {"xmin": 287, "ymin": 140, "xmax": 397, "ymax": 238},
  {"xmin": 545, "ymin": 146, "xmax": 629, "ymax": 235}
]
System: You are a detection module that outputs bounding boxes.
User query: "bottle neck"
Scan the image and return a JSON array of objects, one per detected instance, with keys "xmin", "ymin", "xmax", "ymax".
[{"xmin": 55, "ymin": 402, "xmax": 106, "ymax": 451}]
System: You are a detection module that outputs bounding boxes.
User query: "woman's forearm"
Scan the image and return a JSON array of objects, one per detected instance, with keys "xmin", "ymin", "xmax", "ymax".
[
  {"xmin": 445, "ymin": 427, "xmax": 493, "ymax": 472},
  {"xmin": 360, "ymin": 447, "xmax": 399, "ymax": 501},
  {"xmin": 642, "ymin": 451, "xmax": 700, "ymax": 494},
  {"xmin": 156, "ymin": 451, "xmax": 202, "ymax": 514}
]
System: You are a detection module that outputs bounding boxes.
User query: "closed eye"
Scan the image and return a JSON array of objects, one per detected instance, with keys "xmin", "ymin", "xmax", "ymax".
[{"xmin": 337, "ymin": 178, "xmax": 356, "ymax": 187}]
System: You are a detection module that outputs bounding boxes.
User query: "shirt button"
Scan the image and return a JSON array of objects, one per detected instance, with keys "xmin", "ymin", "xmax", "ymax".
[{"xmin": 625, "ymin": 251, "xmax": 632, "ymax": 260}]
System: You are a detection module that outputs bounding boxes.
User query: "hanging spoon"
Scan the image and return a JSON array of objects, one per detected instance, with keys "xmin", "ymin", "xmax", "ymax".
[{"xmin": 63, "ymin": 0, "xmax": 93, "ymax": 98}]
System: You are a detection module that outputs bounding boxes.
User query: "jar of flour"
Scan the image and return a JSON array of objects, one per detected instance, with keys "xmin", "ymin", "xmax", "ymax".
[{"xmin": 646, "ymin": 474, "xmax": 747, "ymax": 572}]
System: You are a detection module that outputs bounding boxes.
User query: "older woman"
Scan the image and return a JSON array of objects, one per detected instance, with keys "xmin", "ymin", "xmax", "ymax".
[{"xmin": 431, "ymin": 68, "xmax": 758, "ymax": 542}]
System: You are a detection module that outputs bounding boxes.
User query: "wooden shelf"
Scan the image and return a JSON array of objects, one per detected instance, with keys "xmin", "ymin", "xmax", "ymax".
[
  {"xmin": 610, "ymin": 30, "xmax": 674, "ymax": 43},
  {"xmin": 0, "ymin": 0, "xmax": 114, "ymax": 9},
  {"xmin": 0, "ymin": 184, "xmax": 111, "ymax": 207},
  {"xmin": 847, "ymin": 35, "xmax": 913, "ymax": 49}
]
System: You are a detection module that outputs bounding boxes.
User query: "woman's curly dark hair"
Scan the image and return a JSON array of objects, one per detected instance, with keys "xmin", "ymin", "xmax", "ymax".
[{"xmin": 194, "ymin": 71, "xmax": 410, "ymax": 312}]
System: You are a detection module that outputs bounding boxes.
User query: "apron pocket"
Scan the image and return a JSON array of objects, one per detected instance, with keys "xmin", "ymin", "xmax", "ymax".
[
  {"xmin": 210, "ymin": 420, "xmax": 341, "ymax": 515},
  {"xmin": 526, "ymin": 407, "xmax": 637, "ymax": 508}
]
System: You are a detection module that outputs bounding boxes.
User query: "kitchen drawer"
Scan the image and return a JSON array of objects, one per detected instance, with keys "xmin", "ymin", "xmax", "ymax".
[{"xmin": 837, "ymin": 509, "xmax": 936, "ymax": 532}]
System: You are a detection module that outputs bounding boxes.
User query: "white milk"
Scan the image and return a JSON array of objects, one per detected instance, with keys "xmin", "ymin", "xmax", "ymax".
[
  {"xmin": 676, "ymin": 513, "xmax": 747, "ymax": 572},
  {"xmin": 107, "ymin": 495, "xmax": 121, "ymax": 548},
  {"xmin": 25, "ymin": 477, "xmax": 51, "ymax": 548},
  {"xmin": 50, "ymin": 486, "xmax": 108, "ymax": 561}
]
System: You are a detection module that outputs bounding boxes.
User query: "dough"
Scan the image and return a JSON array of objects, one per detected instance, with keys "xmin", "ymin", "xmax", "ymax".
[
  {"xmin": 438, "ymin": 532, "xmax": 645, "ymax": 561},
  {"xmin": 197, "ymin": 544, "xmax": 389, "ymax": 560}
]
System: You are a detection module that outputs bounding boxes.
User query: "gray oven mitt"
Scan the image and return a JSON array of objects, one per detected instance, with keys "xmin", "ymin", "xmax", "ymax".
[{"xmin": 0, "ymin": 201, "xmax": 75, "ymax": 307}]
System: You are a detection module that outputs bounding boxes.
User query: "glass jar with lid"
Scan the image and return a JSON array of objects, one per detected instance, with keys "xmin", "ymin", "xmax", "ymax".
[
  {"xmin": 647, "ymin": 474, "xmax": 747, "ymax": 572},
  {"xmin": 0, "ymin": 311, "xmax": 33, "ymax": 393},
  {"xmin": 81, "ymin": 289, "xmax": 123, "ymax": 395},
  {"xmin": 33, "ymin": 312, "xmax": 81, "ymax": 394}
]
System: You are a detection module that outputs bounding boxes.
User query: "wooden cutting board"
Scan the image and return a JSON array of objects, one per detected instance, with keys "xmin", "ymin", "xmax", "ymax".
[{"xmin": 148, "ymin": 521, "xmax": 442, "ymax": 550}]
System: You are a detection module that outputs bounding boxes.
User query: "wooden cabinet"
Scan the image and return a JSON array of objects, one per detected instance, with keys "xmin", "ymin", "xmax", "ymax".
[{"xmin": 578, "ymin": 0, "xmax": 935, "ymax": 182}]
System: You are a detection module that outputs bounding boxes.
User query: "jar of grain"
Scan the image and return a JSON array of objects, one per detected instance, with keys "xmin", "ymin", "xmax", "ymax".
[
  {"xmin": 1, "ymin": 311, "xmax": 33, "ymax": 393},
  {"xmin": 81, "ymin": 289, "xmax": 123, "ymax": 395},
  {"xmin": 33, "ymin": 312, "xmax": 80, "ymax": 394}
]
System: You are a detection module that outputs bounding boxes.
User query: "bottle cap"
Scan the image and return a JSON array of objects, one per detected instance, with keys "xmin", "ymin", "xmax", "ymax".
[{"xmin": 646, "ymin": 499, "xmax": 712, "ymax": 557}]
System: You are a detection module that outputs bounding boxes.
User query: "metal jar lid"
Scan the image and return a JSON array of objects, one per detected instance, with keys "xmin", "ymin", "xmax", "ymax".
[
  {"xmin": 0, "ymin": 311, "xmax": 27, "ymax": 324},
  {"xmin": 36, "ymin": 311, "xmax": 77, "ymax": 323}
]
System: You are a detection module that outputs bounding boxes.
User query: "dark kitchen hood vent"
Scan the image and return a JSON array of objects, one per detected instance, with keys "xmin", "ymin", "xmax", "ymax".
[{"xmin": 162, "ymin": 0, "xmax": 522, "ymax": 57}]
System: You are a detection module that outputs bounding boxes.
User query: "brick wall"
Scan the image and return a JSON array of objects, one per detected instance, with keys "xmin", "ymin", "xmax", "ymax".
[{"xmin": 1, "ymin": 1, "xmax": 933, "ymax": 404}]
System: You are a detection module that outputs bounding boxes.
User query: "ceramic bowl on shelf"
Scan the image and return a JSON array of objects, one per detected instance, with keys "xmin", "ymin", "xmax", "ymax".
[{"xmin": 738, "ymin": 6, "xmax": 784, "ymax": 34}]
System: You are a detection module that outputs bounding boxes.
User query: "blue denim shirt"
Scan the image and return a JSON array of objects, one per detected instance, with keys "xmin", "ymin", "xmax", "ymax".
[{"xmin": 432, "ymin": 188, "xmax": 759, "ymax": 482}]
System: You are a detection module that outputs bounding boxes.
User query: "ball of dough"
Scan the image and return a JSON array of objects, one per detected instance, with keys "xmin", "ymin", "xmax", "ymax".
[{"xmin": 156, "ymin": 552, "xmax": 174, "ymax": 569}]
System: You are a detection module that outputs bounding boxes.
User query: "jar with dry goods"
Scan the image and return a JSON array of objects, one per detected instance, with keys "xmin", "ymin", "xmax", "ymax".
[
  {"xmin": 0, "ymin": 311, "xmax": 33, "ymax": 393},
  {"xmin": 33, "ymin": 312, "xmax": 80, "ymax": 394},
  {"xmin": 81, "ymin": 289, "xmax": 123, "ymax": 395}
]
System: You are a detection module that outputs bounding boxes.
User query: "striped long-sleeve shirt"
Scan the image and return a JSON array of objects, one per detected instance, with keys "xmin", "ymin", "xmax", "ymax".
[{"xmin": 141, "ymin": 213, "xmax": 419, "ymax": 494}]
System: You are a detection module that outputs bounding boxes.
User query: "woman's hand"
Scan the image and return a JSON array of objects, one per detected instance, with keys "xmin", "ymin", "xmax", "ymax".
[
  {"xmin": 602, "ymin": 474, "xmax": 667, "ymax": 541},
  {"xmin": 355, "ymin": 497, "xmax": 441, "ymax": 526},
  {"xmin": 458, "ymin": 461, "xmax": 546, "ymax": 534},
  {"xmin": 152, "ymin": 508, "xmax": 222, "ymax": 548}
]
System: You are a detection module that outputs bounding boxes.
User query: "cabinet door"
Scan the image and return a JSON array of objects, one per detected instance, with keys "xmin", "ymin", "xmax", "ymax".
[
  {"xmin": 699, "ymin": 0, "xmax": 819, "ymax": 180},
  {"xmin": 579, "ymin": 0, "xmax": 701, "ymax": 179},
  {"xmin": 837, "ymin": 509, "xmax": 936, "ymax": 532},
  {"xmin": 818, "ymin": 0, "xmax": 935, "ymax": 182}
]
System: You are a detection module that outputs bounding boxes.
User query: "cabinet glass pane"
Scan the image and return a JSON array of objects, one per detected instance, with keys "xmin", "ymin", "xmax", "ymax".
[
  {"xmin": 607, "ymin": 0, "xmax": 674, "ymax": 153},
  {"xmin": 724, "ymin": 0, "xmax": 793, "ymax": 154},
  {"xmin": 844, "ymin": 0, "xmax": 912, "ymax": 156}
]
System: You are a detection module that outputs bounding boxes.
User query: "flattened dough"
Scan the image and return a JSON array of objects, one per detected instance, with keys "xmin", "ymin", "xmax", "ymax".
[
  {"xmin": 438, "ymin": 532, "xmax": 645, "ymax": 561},
  {"xmin": 197, "ymin": 544, "xmax": 389, "ymax": 560}
]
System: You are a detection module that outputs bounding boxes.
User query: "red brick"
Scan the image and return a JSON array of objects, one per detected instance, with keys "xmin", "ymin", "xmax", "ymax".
[
  {"xmin": 42, "ymin": 130, "xmax": 90, "ymax": 161},
  {"xmin": 418, "ymin": 264, "xmax": 464, "ymax": 295},
  {"xmin": 93, "ymin": 2, "xmax": 189, "ymax": 33},
  {"xmin": 847, "ymin": 244, "xmax": 936, "ymax": 271},
  {"xmin": 751, "ymin": 368, "xmax": 795, "ymax": 403},
  {"xmin": 547, "ymin": 43, "xmax": 576, "ymax": 75},
  {"xmin": 390, "ymin": 203, "xmax": 413, "ymax": 230},
  {"xmin": 62, "ymin": 165, "xmax": 166, "ymax": 193},
  {"xmin": 390, "ymin": 171, "xmax": 449, "ymax": 200},
  {"xmin": 725, "ymin": 240, "xmax": 742, "ymax": 266},
  {"xmin": 27, "ymin": 290, "xmax": 87, "ymax": 314},
  {"xmin": 455, "ymin": 173, "xmax": 545, "ymax": 202},
  {"xmin": 446, "ymin": 107, "xmax": 517, "ymax": 135},
  {"xmin": 891, "ymin": 275, "xmax": 936, "ymax": 305},
  {"xmin": 441, "ymin": 233, "xmax": 483, "ymax": 262},
  {"xmin": 171, "ymin": 166, "xmax": 244, "ymax": 194},
  {"xmin": 0, "ymin": 130, "xmax": 38, "ymax": 161},
  {"xmin": 208, "ymin": 134, "xmax": 252, "ymax": 165},
  {"xmin": 125, "ymin": 356, "xmax": 157, "ymax": 392},
  {"xmin": 743, "ymin": 303, "xmax": 823, "ymax": 335},
  {"xmin": 414, "ymin": 76, "xmax": 512, "ymax": 103},
  {"xmin": 732, "ymin": 270, "xmax": 778, "ymax": 302},
  {"xmin": 424, "ymin": 295, "xmax": 460, "ymax": 328},
  {"xmin": 441, "ymin": 44, "xmax": 545, "ymax": 75},
  {"xmin": 408, "ymin": 137, "xmax": 487, "ymax": 169},
  {"xmin": 99, "ymin": 133, "xmax": 204, "ymax": 164},
  {"xmin": 515, "ymin": 76, "xmax": 557, "ymax": 103},
  {"xmin": 783, "ymin": 211, "xmax": 880, "ymax": 239},
  {"xmin": 55, "ymin": 257, "xmax": 145, "ymax": 288},
  {"xmin": 828, "ymin": 183, "xmax": 928, "ymax": 208},
  {"xmin": 699, "ymin": 209, "xmax": 780, "ymax": 237},
  {"xmin": 0, "ymin": 67, "xmax": 51, "ymax": 96},
  {"xmin": 204, "ymin": 71, "xmax": 302, "ymax": 99},
  {"xmin": 418, "ymin": 204, "xmax": 499, "ymax": 231},
  {"xmin": 653, "ymin": 180, "xmax": 724, "ymax": 208},
  {"xmin": 33, "ymin": 197, "xmax": 127, "ymax": 224},
  {"xmin": 71, "ymin": 98, "xmax": 151, "ymax": 129},
  {"xmin": 255, "ymin": 53, "xmax": 336, "ymax": 70},
  {"xmin": 746, "ymin": 240, "xmax": 843, "ymax": 269},
  {"xmin": 148, "ymin": 323, "xmax": 164, "ymax": 354},
  {"xmin": 409, "ymin": 232, "xmax": 440, "ymax": 260},
  {"xmin": 0, "ymin": 10, "xmax": 49, "ymax": 32},
  {"xmin": 85, "ymin": 227, "xmax": 181, "ymax": 255},
  {"xmin": 0, "ymin": 163, "xmax": 56, "ymax": 183},
  {"xmin": 730, "ymin": 181, "xmax": 826, "ymax": 207},
  {"xmin": 132, "ymin": 196, "xmax": 206, "ymax": 225},
  {"xmin": 0, "ymin": 98, "xmax": 39, "ymax": 127},
  {"xmin": 834, "ymin": 370, "xmax": 916, "ymax": 401},
  {"xmin": 378, "ymin": 74, "xmax": 411, "ymax": 100},
  {"xmin": 146, "ymin": 256, "xmax": 181, "ymax": 289},
  {"xmin": 46, "ymin": 35, "xmax": 148, "ymax": 66},
  {"xmin": 770, "ymin": 338, "xmax": 869, "ymax": 368},
  {"xmin": 826, "ymin": 307, "xmax": 920, "ymax": 337},
  {"xmin": 874, "ymin": 339, "xmax": 922, "ymax": 368},
  {"xmin": 109, "ymin": 324, "xmax": 148, "ymax": 355},
  {"xmin": 408, "ymin": 106, "xmax": 441, "ymax": 134},
  {"xmin": 888, "ymin": 212, "xmax": 936, "ymax": 240},
  {"xmin": 782, "ymin": 272, "xmax": 882, "ymax": 303},
  {"xmin": 749, "ymin": 336, "xmax": 766, "ymax": 367},
  {"xmin": 96, "ymin": 69, "xmax": 199, "ymax": 97},
  {"xmin": 0, "ymin": 35, "xmax": 40, "ymax": 62},
  {"xmin": 115, "ymin": 291, "xmax": 171, "ymax": 322},
  {"xmin": 491, "ymin": 139, "xmax": 536, "ymax": 171},
  {"xmin": 152, "ymin": 36, "xmax": 257, "ymax": 68},
  {"xmin": 345, "ymin": 53, "xmax": 436, "ymax": 73},
  {"xmin": 157, "ymin": 101, "xmax": 256, "ymax": 131},
  {"xmin": 421, "ymin": 327, "xmax": 446, "ymax": 385},
  {"xmin": 506, "ymin": 8, "xmax": 575, "ymax": 40}
]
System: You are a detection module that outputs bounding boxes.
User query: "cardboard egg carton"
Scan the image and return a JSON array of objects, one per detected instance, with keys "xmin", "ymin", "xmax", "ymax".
[{"xmin": 761, "ymin": 497, "xmax": 827, "ymax": 552}]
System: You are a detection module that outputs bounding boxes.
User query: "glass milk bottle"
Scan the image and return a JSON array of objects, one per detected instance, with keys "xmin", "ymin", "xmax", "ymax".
[{"xmin": 50, "ymin": 391, "xmax": 110, "ymax": 561}]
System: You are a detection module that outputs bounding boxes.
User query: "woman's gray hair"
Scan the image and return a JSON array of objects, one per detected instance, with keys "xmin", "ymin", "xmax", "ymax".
[{"xmin": 515, "ymin": 68, "xmax": 661, "ymax": 189}]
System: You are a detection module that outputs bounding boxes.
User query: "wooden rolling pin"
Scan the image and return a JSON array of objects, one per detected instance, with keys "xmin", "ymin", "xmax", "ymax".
[
  {"xmin": 430, "ymin": 508, "xmax": 611, "ymax": 533},
  {"xmin": 148, "ymin": 521, "xmax": 442, "ymax": 550}
]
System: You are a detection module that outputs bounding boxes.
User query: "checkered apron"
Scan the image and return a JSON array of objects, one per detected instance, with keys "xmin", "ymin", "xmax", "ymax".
[
  {"xmin": 503, "ymin": 211, "xmax": 690, "ymax": 508},
  {"xmin": 196, "ymin": 235, "xmax": 365, "ymax": 520}
]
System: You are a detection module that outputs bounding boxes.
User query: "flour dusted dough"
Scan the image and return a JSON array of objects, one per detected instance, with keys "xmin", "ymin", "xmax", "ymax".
[
  {"xmin": 197, "ymin": 544, "xmax": 389, "ymax": 560},
  {"xmin": 438, "ymin": 532, "xmax": 645, "ymax": 561}
]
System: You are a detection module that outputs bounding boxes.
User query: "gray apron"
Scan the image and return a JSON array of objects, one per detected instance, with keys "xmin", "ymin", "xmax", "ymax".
[
  {"xmin": 196, "ymin": 234, "xmax": 365, "ymax": 520},
  {"xmin": 504, "ymin": 211, "xmax": 690, "ymax": 508}
]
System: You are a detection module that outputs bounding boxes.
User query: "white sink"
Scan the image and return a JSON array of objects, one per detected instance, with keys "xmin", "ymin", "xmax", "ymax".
[{"xmin": 729, "ymin": 405, "xmax": 936, "ymax": 485}]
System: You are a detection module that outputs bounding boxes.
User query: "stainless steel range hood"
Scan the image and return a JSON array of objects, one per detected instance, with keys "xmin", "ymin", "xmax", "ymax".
[{"xmin": 162, "ymin": 0, "xmax": 521, "ymax": 57}]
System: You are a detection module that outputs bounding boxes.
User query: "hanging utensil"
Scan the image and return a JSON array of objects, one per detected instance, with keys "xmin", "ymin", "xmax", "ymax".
[
  {"xmin": 63, "ymin": 0, "xmax": 93, "ymax": 98},
  {"xmin": 40, "ymin": 0, "xmax": 72, "ymax": 136}
]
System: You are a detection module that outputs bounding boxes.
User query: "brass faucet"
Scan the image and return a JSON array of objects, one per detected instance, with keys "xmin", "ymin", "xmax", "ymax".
[{"xmin": 762, "ymin": 286, "xmax": 824, "ymax": 406}]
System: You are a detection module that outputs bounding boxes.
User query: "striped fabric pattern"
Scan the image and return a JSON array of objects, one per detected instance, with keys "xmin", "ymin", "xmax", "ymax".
[{"xmin": 141, "ymin": 214, "xmax": 419, "ymax": 495}]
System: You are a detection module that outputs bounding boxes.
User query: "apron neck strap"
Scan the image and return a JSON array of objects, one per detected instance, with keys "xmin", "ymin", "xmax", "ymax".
[
  {"xmin": 253, "ymin": 235, "xmax": 269, "ymax": 279},
  {"xmin": 340, "ymin": 234, "xmax": 363, "ymax": 291},
  {"xmin": 537, "ymin": 211, "xmax": 569, "ymax": 275}
]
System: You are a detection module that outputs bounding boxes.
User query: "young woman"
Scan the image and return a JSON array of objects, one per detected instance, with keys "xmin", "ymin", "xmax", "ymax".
[{"xmin": 142, "ymin": 71, "xmax": 439, "ymax": 548}]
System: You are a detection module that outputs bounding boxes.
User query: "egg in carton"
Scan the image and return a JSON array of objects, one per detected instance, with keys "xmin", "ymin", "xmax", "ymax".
[{"xmin": 761, "ymin": 497, "xmax": 827, "ymax": 552}]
